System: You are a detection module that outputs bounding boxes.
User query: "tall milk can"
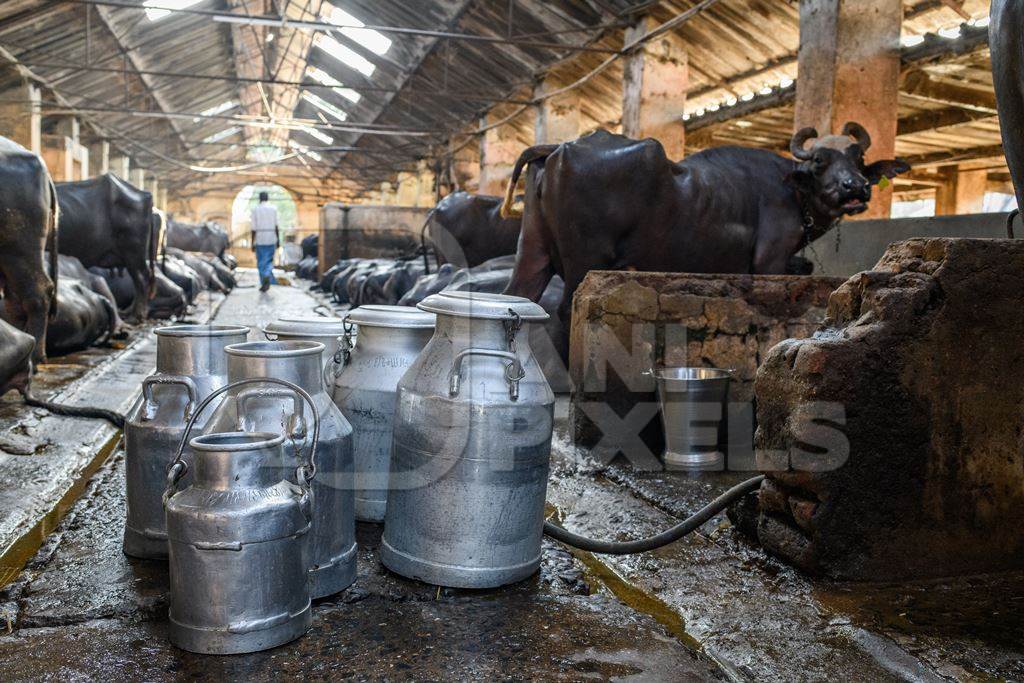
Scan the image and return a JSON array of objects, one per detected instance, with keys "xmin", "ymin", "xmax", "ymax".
[
  {"xmin": 263, "ymin": 315, "xmax": 347, "ymax": 398},
  {"xmin": 202, "ymin": 340, "xmax": 356, "ymax": 598},
  {"xmin": 334, "ymin": 305, "xmax": 436, "ymax": 522},
  {"xmin": 381, "ymin": 291, "xmax": 554, "ymax": 588},
  {"xmin": 165, "ymin": 430, "xmax": 314, "ymax": 654},
  {"xmin": 123, "ymin": 323, "xmax": 249, "ymax": 559}
]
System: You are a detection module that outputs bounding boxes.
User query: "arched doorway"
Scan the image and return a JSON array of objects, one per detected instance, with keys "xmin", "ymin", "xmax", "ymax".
[{"xmin": 230, "ymin": 183, "xmax": 299, "ymax": 247}]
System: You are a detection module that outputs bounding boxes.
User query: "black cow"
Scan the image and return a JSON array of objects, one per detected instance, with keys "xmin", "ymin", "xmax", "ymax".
[
  {"xmin": 165, "ymin": 218, "xmax": 230, "ymax": 259},
  {"xmin": 426, "ymin": 192, "xmax": 521, "ymax": 267},
  {"xmin": 156, "ymin": 257, "xmax": 202, "ymax": 303},
  {"xmin": 97, "ymin": 267, "xmax": 187, "ymax": 320},
  {"xmin": 0, "ymin": 136, "xmax": 58, "ymax": 365},
  {"xmin": 56, "ymin": 174, "xmax": 154, "ymax": 323},
  {"xmin": 502, "ymin": 127, "xmax": 910, "ymax": 356},
  {"xmin": 398, "ymin": 263, "xmax": 456, "ymax": 306},
  {"xmin": 43, "ymin": 278, "xmax": 118, "ymax": 355},
  {"xmin": 53, "ymin": 254, "xmax": 126, "ymax": 337},
  {"xmin": 165, "ymin": 247, "xmax": 227, "ymax": 293},
  {"xmin": 0, "ymin": 317, "xmax": 34, "ymax": 397},
  {"xmin": 991, "ymin": 0, "xmax": 1024, "ymax": 235},
  {"xmin": 301, "ymin": 234, "xmax": 319, "ymax": 259}
]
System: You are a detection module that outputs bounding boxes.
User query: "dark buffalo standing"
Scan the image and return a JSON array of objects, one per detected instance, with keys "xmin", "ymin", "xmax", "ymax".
[
  {"xmin": 991, "ymin": 0, "xmax": 1024, "ymax": 234},
  {"xmin": 426, "ymin": 192, "xmax": 521, "ymax": 267},
  {"xmin": 0, "ymin": 136, "xmax": 58, "ymax": 365},
  {"xmin": 56, "ymin": 174, "xmax": 154, "ymax": 323},
  {"xmin": 501, "ymin": 128, "xmax": 910, "ymax": 356},
  {"xmin": 165, "ymin": 218, "xmax": 230, "ymax": 258},
  {"xmin": 0, "ymin": 317, "xmax": 34, "ymax": 397}
]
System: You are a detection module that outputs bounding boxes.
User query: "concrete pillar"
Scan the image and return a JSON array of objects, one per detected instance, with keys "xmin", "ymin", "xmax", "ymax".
[
  {"xmin": 621, "ymin": 15, "xmax": 688, "ymax": 159},
  {"xmin": 935, "ymin": 167, "xmax": 988, "ymax": 215},
  {"xmin": 415, "ymin": 160, "xmax": 435, "ymax": 207},
  {"xmin": 111, "ymin": 154, "xmax": 130, "ymax": 179},
  {"xmin": 89, "ymin": 140, "xmax": 110, "ymax": 176},
  {"xmin": 379, "ymin": 181, "xmax": 393, "ymax": 206},
  {"xmin": 395, "ymin": 171, "xmax": 418, "ymax": 206},
  {"xmin": 0, "ymin": 81, "xmax": 41, "ymax": 155},
  {"xmin": 795, "ymin": 0, "xmax": 903, "ymax": 219},
  {"xmin": 131, "ymin": 168, "xmax": 145, "ymax": 190},
  {"xmin": 535, "ymin": 77, "xmax": 581, "ymax": 144},
  {"xmin": 478, "ymin": 111, "xmax": 523, "ymax": 197},
  {"xmin": 158, "ymin": 187, "xmax": 168, "ymax": 212}
]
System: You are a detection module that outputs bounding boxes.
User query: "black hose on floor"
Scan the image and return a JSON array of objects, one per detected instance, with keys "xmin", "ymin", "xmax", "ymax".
[
  {"xmin": 22, "ymin": 391, "xmax": 126, "ymax": 429},
  {"xmin": 543, "ymin": 474, "xmax": 764, "ymax": 555}
]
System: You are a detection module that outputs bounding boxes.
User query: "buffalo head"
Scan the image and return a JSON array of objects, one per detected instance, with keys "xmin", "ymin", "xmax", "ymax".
[{"xmin": 789, "ymin": 122, "xmax": 910, "ymax": 219}]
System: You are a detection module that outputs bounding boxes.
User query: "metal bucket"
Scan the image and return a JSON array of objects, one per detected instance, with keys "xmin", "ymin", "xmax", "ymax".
[
  {"xmin": 201, "ymin": 340, "xmax": 356, "ymax": 599},
  {"xmin": 123, "ymin": 323, "xmax": 249, "ymax": 559},
  {"xmin": 166, "ymin": 432, "xmax": 313, "ymax": 655},
  {"xmin": 655, "ymin": 367, "xmax": 731, "ymax": 471},
  {"xmin": 381, "ymin": 291, "xmax": 555, "ymax": 588},
  {"xmin": 333, "ymin": 305, "xmax": 435, "ymax": 522},
  {"xmin": 262, "ymin": 316, "xmax": 347, "ymax": 398}
]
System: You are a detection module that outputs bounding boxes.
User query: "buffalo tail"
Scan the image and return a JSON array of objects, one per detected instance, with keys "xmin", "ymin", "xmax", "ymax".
[{"xmin": 500, "ymin": 144, "xmax": 560, "ymax": 219}]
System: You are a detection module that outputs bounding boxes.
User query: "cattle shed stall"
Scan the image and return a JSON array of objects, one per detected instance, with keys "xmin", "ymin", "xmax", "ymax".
[{"xmin": 1, "ymin": 0, "xmax": 1024, "ymax": 679}]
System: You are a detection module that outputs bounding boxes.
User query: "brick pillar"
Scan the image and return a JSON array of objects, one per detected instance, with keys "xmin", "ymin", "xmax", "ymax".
[
  {"xmin": 158, "ymin": 187, "xmax": 168, "ymax": 212},
  {"xmin": 0, "ymin": 80, "xmax": 41, "ymax": 155},
  {"xmin": 92, "ymin": 140, "xmax": 110, "ymax": 175},
  {"xmin": 131, "ymin": 168, "xmax": 145, "ymax": 190},
  {"xmin": 396, "ymin": 171, "xmax": 418, "ymax": 206},
  {"xmin": 149, "ymin": 177, "xmax": 159, "ymax": 205},
  {"xmin": 935, "ymin": 167, "xmax": 988, "ymax": 215},
  {"xmin": 478, "ymin": 110, "xmax": 524, "ymax": 197},
  {"xmin": 621, "ymin": 15, "xmax": 688, "ymax": 159},
  {"xmin": 535, "ymin": 77, "xmax": 581, "ymax": 144},
  {"xmin": 795, "ymin": 0, "xmax": 903, "ymax": 219}
]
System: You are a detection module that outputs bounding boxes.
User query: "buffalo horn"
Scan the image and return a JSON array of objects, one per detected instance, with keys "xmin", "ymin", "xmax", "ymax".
[
  {"xmin": 841, "ymin": 122, "xmax": 872, "ymax": 151},
  {"xmin": 790, "ymin": 127, "xmax": 818, "ymax": 160}
]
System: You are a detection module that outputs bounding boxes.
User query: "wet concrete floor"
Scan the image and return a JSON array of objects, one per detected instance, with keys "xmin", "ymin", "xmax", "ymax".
[{"xmin": 1, "ymin": 274, "xmax": 1022, "ymax": 681}]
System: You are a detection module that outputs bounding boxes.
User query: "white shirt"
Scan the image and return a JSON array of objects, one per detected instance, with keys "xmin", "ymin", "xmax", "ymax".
[{"xmin": 251, "ymin": 203, "xmax": 279, "ymax": 246}]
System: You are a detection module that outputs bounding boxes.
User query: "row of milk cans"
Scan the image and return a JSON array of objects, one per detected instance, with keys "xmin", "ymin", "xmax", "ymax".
[{"xmin": 122, "ymin": 291, "xmax": 555, "ymax": 654}]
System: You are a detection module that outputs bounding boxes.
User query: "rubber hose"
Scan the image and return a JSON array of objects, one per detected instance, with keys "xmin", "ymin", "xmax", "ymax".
[
  {"xmin": 23, "ymin": 391, "xmax": 126, "ymax": 429},
  {"xmin": 543, "ymin": 474, "xmax": 764, "ymax": 555}
]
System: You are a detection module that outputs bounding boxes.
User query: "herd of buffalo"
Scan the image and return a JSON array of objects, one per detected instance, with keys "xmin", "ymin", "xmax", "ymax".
[
  {"xmin": 297, "ymin": 124, "xmax": 911, "ymax": 365},
  {"xmin": 0, "ymin": 135, "xmax": 236, "ymax": 401},
  {"xmin": 0, "ymin": 121, "xmax": 913, "ymax": 406}
]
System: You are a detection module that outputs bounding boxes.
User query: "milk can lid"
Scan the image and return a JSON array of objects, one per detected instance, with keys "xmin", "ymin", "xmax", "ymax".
[
  {"xmin": 346, "ymin": 304, "xmax": 436, "ymax": 329},
  {"xmin": 263, "ymin": 315, "xmax": 347, "ymax": 337},
  {"xmin": 417, "ymin": 291, "xmax": 549, "ymax": 321}
]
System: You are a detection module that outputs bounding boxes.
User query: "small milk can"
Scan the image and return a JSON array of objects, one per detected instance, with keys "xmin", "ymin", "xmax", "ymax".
[
  {"xmin": 123, "ymin": 323, "xmax": 249, "ymax": 559},
  {"xmin": 333, "ymin": 305, "xmax": 436, "ymax": 522},
  {"xmin": 165, "ymin": 376, "xmax": 319, "ymax": 654},
  {"xmin": 202, "ymin": 340, "xmax": 356, "ymax": 599},
  {"xmin": 263, "ymin": 315, "xmax": 347, "ymax": 398},
  {"xmin": 381, "ymin": 291, "xmax": 554, "ymax": 588}
]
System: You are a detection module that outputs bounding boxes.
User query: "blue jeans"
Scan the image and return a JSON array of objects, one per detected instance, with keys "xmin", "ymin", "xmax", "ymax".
[{"xmin": 255, "ymin": 244, "xmax": 277, "ymax": 284}]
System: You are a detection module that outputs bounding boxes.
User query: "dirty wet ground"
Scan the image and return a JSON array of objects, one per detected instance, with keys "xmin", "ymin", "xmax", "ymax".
[{"xmin": 1, "ymin": 273, "xmax": 1023, "ymax": 681}]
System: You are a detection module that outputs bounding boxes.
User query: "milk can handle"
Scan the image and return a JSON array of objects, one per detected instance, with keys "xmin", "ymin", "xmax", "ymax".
[
  {"xmin": 262, "ymin": 328, "xmax": 278, "ymax": 341},
  {"xmin": 163, "ymin": 377, "xmax": 320, "ymax": 504},
  {"xmin": 236, "ymin": 387, "xmax": 307, "ymax": 440},
  {"xmin": 141, "ymin": 375, "xmax": 198, "ymax": 422},
  {"xmin": 448, "ymin": 348, "xmax": 526, "ymax": 401}
]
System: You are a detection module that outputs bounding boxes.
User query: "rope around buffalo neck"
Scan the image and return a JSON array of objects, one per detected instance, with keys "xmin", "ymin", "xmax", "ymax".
[{"xmin": 543, "ymin": 474, "xmax": 764, "ymax": 555}]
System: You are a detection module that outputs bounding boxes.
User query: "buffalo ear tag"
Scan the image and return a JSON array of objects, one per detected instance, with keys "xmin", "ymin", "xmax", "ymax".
[{"xmin": 877, "ymin": 176, "xmax": 891, "ymax": 190}]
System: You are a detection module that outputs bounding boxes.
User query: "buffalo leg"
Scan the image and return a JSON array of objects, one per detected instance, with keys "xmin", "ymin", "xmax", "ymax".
[
  {"xmin": 992, "ymin": 1, "xmax": 1024, "ymax": 215},
  {"xmin": 126, "ymin": 260, "xmax": 150, "ymax": 323},
  {"xmin": 1, "ymin": 260, "xmax": 52, "ymax": 365}
]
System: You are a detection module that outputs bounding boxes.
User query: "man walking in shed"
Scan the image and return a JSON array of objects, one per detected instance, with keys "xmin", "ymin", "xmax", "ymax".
[{"xmin": 251, "ymin": 190, "xmax": 279, "ymax": 292}]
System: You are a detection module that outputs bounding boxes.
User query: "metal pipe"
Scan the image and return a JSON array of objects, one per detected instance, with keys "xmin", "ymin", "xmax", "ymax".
[{"xmin": 64, "ymin": 0, "xmax": 621, "ymax": 53}]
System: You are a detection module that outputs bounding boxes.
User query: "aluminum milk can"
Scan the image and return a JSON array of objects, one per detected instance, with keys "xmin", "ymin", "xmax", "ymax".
[
  {"xmin": 333, "ymin": 305, "xmax": 436, "ymax": 522},
  {"xmin": 123, "ymin": 323, "xmax": 249, "ymax": 559},
  {"xmin": 263, "ymin": 315, "xmax": 347, "ymax": 398},
  {"xmin": 381, "ymin": 291, "xmax": 554, "ymax": 588},
  {"xmin": 202, "ymin": 340, "xmax": 356, "ymax": 598},
  {"xmin": 165, "ymin": 430, "xmax": 313, "ymax": 654}
]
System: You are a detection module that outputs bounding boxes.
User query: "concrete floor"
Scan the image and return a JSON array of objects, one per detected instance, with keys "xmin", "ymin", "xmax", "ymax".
[{"xmin": 0, "ymin": 272, "xmax": 1022, "ymax": 681}]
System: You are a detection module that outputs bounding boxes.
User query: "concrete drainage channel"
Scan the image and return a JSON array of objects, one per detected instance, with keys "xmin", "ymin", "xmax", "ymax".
[{"xmin": 0, "ymin": 292, "xmax": 226, "ymax": 592}]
